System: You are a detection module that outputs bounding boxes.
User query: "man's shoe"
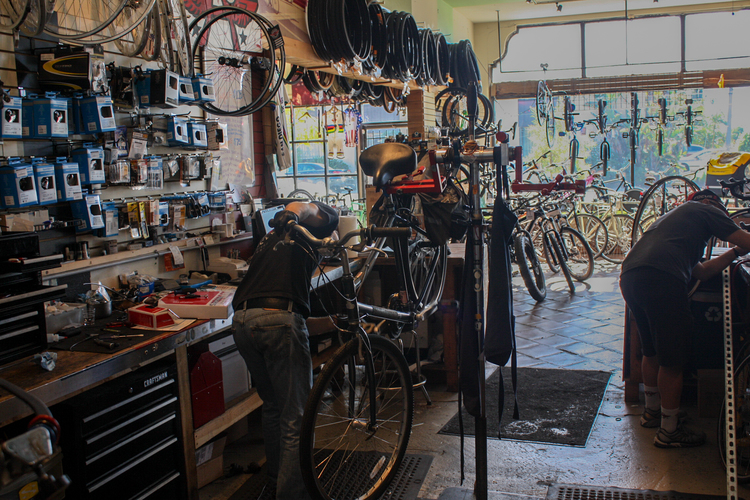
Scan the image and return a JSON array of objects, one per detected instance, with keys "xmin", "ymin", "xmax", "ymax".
[
  {"xmin": 654, "ymin": 425, "xmax": 706, "ymax": 448},
  {"xmin": 640, "ymin": 408, "xmax": 660, "ymax": 428}
]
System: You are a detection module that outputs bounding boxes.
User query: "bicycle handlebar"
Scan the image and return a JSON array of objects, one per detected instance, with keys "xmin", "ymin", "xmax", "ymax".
[
  {"xmin": 719, "ymin": 177, "xmax": 750, "ymax": 201},
  {"xmin": 284, "ymin": 223, "xmax": 412, "ymax": 249}
]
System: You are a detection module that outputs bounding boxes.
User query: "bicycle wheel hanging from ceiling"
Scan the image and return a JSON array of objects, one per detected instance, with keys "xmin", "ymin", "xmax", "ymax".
[
  {"xmin": 435, "ymin": 86, "xmax": 494, "ymax": 138},
  {"xmin": 112, "ymin": 1, "xmax": 153, "ymax": 58},
  {"xmin": 19, "ymin": 0, "xmax": 45, "ymax": 37},
  {"xmin": 44, "ymin": 0, "xmax": 155, "ymax": 43},
  {"xmin": 0, "ymin": 0, "xmax": 31, "ymax": 31},
  {"xmin": 189, "ymin": 6, "xmax": 285, "ymax": 117},
  {"xmin": 161, "ymin": 0, "xmax": 192, "ymax": 77}
]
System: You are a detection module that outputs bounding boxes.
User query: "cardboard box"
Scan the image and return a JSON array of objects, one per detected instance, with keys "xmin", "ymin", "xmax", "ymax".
[
  {"xmin": 188, "ymin": 120, "xmax": 207, "ymax": 148},
  {"xmin": 139, "ymin": 69, "xmax": 179, "ymax": 108},
  {"xmin": 158, "ymin": 290, "xmax": 234, "ymax": 319},
  {"xmin": 37, "ymin": 46, "xmax": 105, "ymax": 92},
  {"xmin": 192, "ymin": 75, "xmax": 215, "ymax": 103},
  {"xmin": 167, "ymin": 116, "xmax": 189, "ymax": 146},
  {"xmin": 1, "ymin": 97, "xmax": 22, "ymax": 139},
  {"xmin": 196, "ymin": 455, "xmax": 223, "ymax": 489},
  {"xmin": 33, "ymin": 161, "xmax": 57, "ymax": 205},
  {"xmin": 54, "ymin": 160, "xmax": 82, "ymax": 201},
  {"xmin": 206, "ymin": 122, "xmax": 228, "ymax": 150},
  {"xmin": 127, "ymin": 303, "xmax": 179, "ymax": 328},
  {"xmin": 73, "ymin": 145, "xmax": 105, "ymax": 185},
  {"xmin": 79, "ymin": 95, "xmax": 116, "ymax": 133},
  {"xmin": 0, "ymin": 163, "xmax": 37, "ymax": 208},
  {"xmin": 178, "ymin": 76, "xmax": 195, "ymax": 104},
  {"xmin": 71, "ymin": 194, "xmax": 104, "ymax": 231},
  {"xmin": 33, "ymin": 94, "xmax": 69, "ymax": 138},
  {"xmin": 195, "ymin": 435, "xmax": 226, "ymax": 466}
]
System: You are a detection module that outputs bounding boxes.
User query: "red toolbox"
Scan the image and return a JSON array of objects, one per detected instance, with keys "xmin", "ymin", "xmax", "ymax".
[{"xmin": 190, "ymin": 350, "xmax": 225, "ymax": 428}]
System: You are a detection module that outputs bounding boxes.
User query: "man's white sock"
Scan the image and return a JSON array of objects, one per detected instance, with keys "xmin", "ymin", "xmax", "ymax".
[
  {"xmin": 661, "ymin": 407, "xmax": 680, "ymax": 433},
  {"xmin": 644, "ymin": 385, "xmax": 660, "ymax": 411}
]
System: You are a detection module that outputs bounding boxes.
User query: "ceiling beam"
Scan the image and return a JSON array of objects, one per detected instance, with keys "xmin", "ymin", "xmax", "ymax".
[{"xmin": 491, "ymin": 68, "xmax": 750, "ymax": 99}]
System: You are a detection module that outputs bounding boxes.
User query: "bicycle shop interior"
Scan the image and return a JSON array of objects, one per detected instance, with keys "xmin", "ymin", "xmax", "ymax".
[{"xmin": 0, "ymin": 0, "xmax": 748, "ymax": 499}]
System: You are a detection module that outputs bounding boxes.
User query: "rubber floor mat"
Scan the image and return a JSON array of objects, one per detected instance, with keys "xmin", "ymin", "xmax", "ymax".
[
  {"xmin": 228, "ymin": 453, "xmax": 433, "ymax": 500},
  {"xmin": 547, "ymin": 483, "xmax": 725, "ymax": 500}
]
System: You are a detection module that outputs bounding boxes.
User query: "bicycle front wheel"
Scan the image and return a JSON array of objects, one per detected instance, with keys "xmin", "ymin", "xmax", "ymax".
[
  {"xmin": 300, "ymin": 334, "xmax": 414, "ymax": 500},
  {"xmin": 559, "ymin": 227, "xmax": 594, "ymax": 281},
  {"xmin": 602, "ymin": 214, "xmax": 634, "ymax": 264},
  {"xmin": 514, "ymin": 232, "xmax": 546, "ymax": 302},
  {"xmin": 567, "ymin": 213, "xmax": 608, "ymax": 259},
  {"xmin": 548, "ymin": 232, "xmax": 574, "ymax": 293}
]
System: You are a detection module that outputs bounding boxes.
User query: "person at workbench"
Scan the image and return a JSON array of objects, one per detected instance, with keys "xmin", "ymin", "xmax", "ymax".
[
  {"xmin": 232, "ymin": 201, "xmax": 338, "ymax": 499},
  {"xmin": 620, "ymin": 189, "xmax": 750, "ymax": 448}
]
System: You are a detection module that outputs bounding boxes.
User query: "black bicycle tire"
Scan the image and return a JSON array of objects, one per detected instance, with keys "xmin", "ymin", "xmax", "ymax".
[
  {"xmin": 514, "ymin": 233, "xmax": 546, "ymax": 302},
  {"xmin": 559, "ymin": 227, "xmax": 594, "ymax": 281},
  {"xmin": 300, "ymin": 334, "xmax": 414, "ymax": 500},
  {"xmin": 545, "ymin": 102, "xmax": 556, "ymax": 148},
  {"xmin": 631, "ymin": 175, "xmax": 699, "ymax": 247},
  {"xmin": 140, "ymin": 4, "xmax": 162, "ymax": 62},
  {"xmin": 549, "ymin": 232, "xmax": 575, "ymax": 293},
  {"xmin": 192, "ymin": 6, "xmax": 283, "ymax": 116},
  {"xmin": 539, "ymin": 223, "xmax": 561, "ymax": 274},
  {"xmin": 536, "ymin": 80, "xmax": 547, "ymax": 126},
  {"xmin": 718, "ymin": 352, "xmax": 750, "ymax": 482},
  {"xmin": 1, "ymin": 0, "xmax": 30, "ymax": 31},
  {"xmin": 287, "ymin": 189, "xmax": 315, "ymax": 200},
  {"xmin": 408, "ymin": 237, "xmax": 447, "ymax": 316}
]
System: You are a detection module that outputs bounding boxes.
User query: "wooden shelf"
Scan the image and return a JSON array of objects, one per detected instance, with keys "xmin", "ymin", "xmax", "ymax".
[{"xmin": 194, "ymin": 389, "xmax": 262, "ymax": 449}]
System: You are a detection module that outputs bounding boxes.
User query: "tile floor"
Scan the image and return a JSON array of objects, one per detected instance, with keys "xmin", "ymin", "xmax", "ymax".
[{"xmin": 201, "ymin": 261, "xmax": 746, "ymax": 500}]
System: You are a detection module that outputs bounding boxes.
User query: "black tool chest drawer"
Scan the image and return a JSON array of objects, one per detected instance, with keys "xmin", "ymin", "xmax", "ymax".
[{"xmin": 53, "ymin": 359, "xmax": 185, "ymax": 500}]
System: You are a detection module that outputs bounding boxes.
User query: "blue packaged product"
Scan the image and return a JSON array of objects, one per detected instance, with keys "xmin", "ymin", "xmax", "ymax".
[{"xmin": 0, "ymin": 161, "xmax": 37, "ymax": 207}]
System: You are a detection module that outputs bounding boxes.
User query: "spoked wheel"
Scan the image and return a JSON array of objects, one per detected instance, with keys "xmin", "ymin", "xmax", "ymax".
[
  {"xmin": 631, "ymin": 175, "xmax": 699, "ymax": 247},
  {"xmin": 18, "ymin": 0, "xmax": 44, "ymax": 36},
  {"xmin": 548, "ymin": 232, "xmax": 575, "ymax": 293},
  {"xmin": 567, "ymin": 213, "xmax": 608, "ymax": 259},
  {"xmin": 514, "ymin": 232, "xmax": 546, "ymax": 302},
  {"xmin": 536, "ymin": 80, "xmax": 550, "ymax": 126},
  {"xmin": 602, "ymin": 214, "xmax": 634, "ymax": 264},
  {"xmin": 0, "ymin": 0, "xmax": 31, "ymax": 31},
  {"xmin": 718, "ymin": 353, "xmax": 750, "ymax": 482},
  {"xmin": 112, "ymin": 2, "xmax": 152, "ymax": 58},
  {"xmin": 559, "ymin": 227, "xmax": 594, "ymax": 281},
  {"xmin": 300, "ymin": 334, "xmax": 414, "ymax": 500},
  {"xmin": 545, "ymin": 101, "xmax": 556, "ymax": 148},
  {"xmin": 408, "ymin": 235, "xmax": 447, "ymax": 316},
  {"xmin": 191, "ymin": 6, "xmax": 284, "ymax": 116},
  {"xmin": 529, "ymin": 221, "xmax": 558, "ymax": 273}
]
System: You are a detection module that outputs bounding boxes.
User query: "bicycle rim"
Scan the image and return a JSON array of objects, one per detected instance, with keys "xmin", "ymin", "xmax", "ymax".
[
  {"xmin": 718, "ymin": 353, "xmax": 750, "ymax": 482},
  {"xmin": 0, "ymin": 0, "xmax": 30, "ymax": 31},
  {"xmin": 536, "ymin": 80, "xmax": 547, "ymax": 126},
  {"xmin": 534, "ymin": 223, "xmax": 560, "ymax": 273},
  {"xmin": 545, "ymin": 101, "xmax": 556, "ymax": 148},
  {"xmin": 514, "ymin": 233, "xmax": 546, "ymax": 302},
  {"xmin": 44, "ymin": 0, "xmax": 133, "ymax": 41},
  {"xmin": 559, "ymin": 227, "xmax": 593, "ymax": 281},
  {"xmin": 300, "ymin": 334, "xmax": 414, "ymax": 500},
  {"xmin": 112, "ymin": 2, "xmax": 152, "ymax": 58},
  {"xmin": 140, "ymin": 4, "xmax": 162, "ymax": 62},
  {"xmin": 549, "ymin": 233, "xmax": 575, "ymax": 293},
  {"xmin": 19, "ymin": 0, "xmax": 44, "ymax": 36},
  {"xmin": 568, "ymin": 213, "xmax": 607, "ymax": 259},
  {"xmin": 602, "ymin": 214, "xmax": 634, "ymax": 264},
  {"xmin": 164, "ymin": 0, "xmax": 192, "ymax": 76},
  {"xmin": 409, "ymin": 237, "xmax": 447, "ymax": 317},
  {"xmin": 192, "ymin": 6, "xmax": 283, "ymax": 116}
]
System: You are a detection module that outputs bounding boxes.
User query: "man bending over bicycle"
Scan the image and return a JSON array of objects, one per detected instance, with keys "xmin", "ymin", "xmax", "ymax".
[
  {"xmin": 620, "ymin": 189, "xmax": 750, "ymax": 448},
  {"xmin": 232, "ymin": 201, "xmax": 339, "ymax": 499}
]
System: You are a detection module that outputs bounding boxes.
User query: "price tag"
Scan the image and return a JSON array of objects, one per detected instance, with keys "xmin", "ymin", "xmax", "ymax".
[{"xmin": 169, "ymin": 245, "xmax": 184, "ymax": 266}]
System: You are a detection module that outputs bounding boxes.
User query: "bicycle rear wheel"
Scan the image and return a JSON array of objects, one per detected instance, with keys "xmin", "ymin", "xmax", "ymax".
[
  {"xmin": 300, "ymin": 334, "xmax": 414, "ymax": 500},
  {"xmin": 514, "ymin": 232, "xmax": 546, "ymax": 302},
  {"xmin": 559, "ymin": 227, "xmax": 593, "ymax": 281},
  {"xmin": 602, "ymin": 214, "xmax": 634, "ymax": 264},
  {"xmin": 631, "ymin": 175, "xmax": 699, "ymax": 247}
]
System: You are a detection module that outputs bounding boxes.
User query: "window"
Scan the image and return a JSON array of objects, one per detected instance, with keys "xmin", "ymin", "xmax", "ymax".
[
  {"xmin": 496, "ymin": 24, "xmax": 582, "ymax": 81},
  {"xmin": 685, "ymin": 11, "xmax": 750, "ymax": 71},
  {"xmin": 280, "ymin": 103, "xmax": 361, "ymax": 201}
]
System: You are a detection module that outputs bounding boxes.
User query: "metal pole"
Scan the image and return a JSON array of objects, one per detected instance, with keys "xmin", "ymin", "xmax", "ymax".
[{"xmin": 466, "ymin": 81, "xmax": 488, "ymax": 500}]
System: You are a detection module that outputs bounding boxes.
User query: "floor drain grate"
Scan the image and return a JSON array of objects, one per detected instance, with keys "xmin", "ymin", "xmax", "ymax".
[
  {"xmin": 228, "ymin": 453, "xmax": 433, "ymax": 500},
  {"xmin": 547, "ymin": 483, "xmax": 725, "ymax": 500}
]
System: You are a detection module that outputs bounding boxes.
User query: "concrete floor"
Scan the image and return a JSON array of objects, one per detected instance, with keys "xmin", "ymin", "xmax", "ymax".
[{"xmin": 201, "ymin": 261, "xmax": 745, "ymax": 500}]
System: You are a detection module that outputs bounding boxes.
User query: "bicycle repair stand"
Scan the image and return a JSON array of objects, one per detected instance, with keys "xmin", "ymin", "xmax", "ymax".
[{"xmin": 433, "ymin": 82, "xmax": 518, "ymax": 500}]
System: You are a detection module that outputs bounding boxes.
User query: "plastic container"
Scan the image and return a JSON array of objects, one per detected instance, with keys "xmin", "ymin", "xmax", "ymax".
[{"xmin": 45, "ymin": 303, "xmax": 86, "ymax": 333}]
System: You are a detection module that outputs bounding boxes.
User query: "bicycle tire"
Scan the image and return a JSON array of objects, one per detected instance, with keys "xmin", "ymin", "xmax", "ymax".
[
  {"xmin": 545, "ymin": 101, "xmax": 556, "ymax": 148},
  {"xmin": 140, "ymin": 4, "xmax": 162, "ymax": 62},
  {"xmin": 601, "ymin": 214, "xmax": 634, "ymax": 264},
  {"xmin": 631, "ymin": 175, "xmax": 699, "ymax": 247},
  {"xmin": 514, "ymin": 232, "xmax": 546, "ymax": 302},
  {"xmin": 164, "ymin": 0, "xmax": 192, "ymax": 77},
  {"xmin": 300, "ymin": 333, "xmax": 414, "ymax": 500},
  {"xmin": 44, "ymin": 0, "xmax": 152, "ymax": 43},
  {"xmin": 718, "ymin": 352, "xmax": 750, "ymax": 482},
  {"xmin": 112, "ymin": 2, "xmax": 151, "ymax": 58},
  {"xmin": 548, "ymin": 231, "xmax": 575, "ymax": 293},
  {"xmin": 191, "ymin": 6, "xmax": 284, "ymax": 116},
  {"xmin": 0, "ymin": 0, "xmax": 31, "ymax": 31},
  {"xmin": 18, "ymin": 0, "xmax": 44, "ymax": 36},
  {"xmin": 567, "ymin": 212, "xmax": 608, "ymax": 259},
  {"xmin": 287, "ymin": 189, "xmax": 316, "ymax": 200},
  {"xmin": 529, "ymin": 219, "xmax": 559, "ymax": 273},
  {"xmin": 559, "ymin": 227, "xmax": 594, "ymax": 281}
]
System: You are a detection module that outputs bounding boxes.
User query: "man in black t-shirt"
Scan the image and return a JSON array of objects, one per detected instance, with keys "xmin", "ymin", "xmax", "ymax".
[
  {"xmin": 621, "ymin": 190, "xmax": 750, "ymax": 448},
  {"xmin": 232, "ymin": 201, "xmax": 338, "ymax": 500}
]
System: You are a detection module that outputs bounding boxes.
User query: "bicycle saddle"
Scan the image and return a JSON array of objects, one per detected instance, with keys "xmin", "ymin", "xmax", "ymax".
[{"xmin": 359, "ymin": 143, "xmax": 417, "ymax": 189}]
